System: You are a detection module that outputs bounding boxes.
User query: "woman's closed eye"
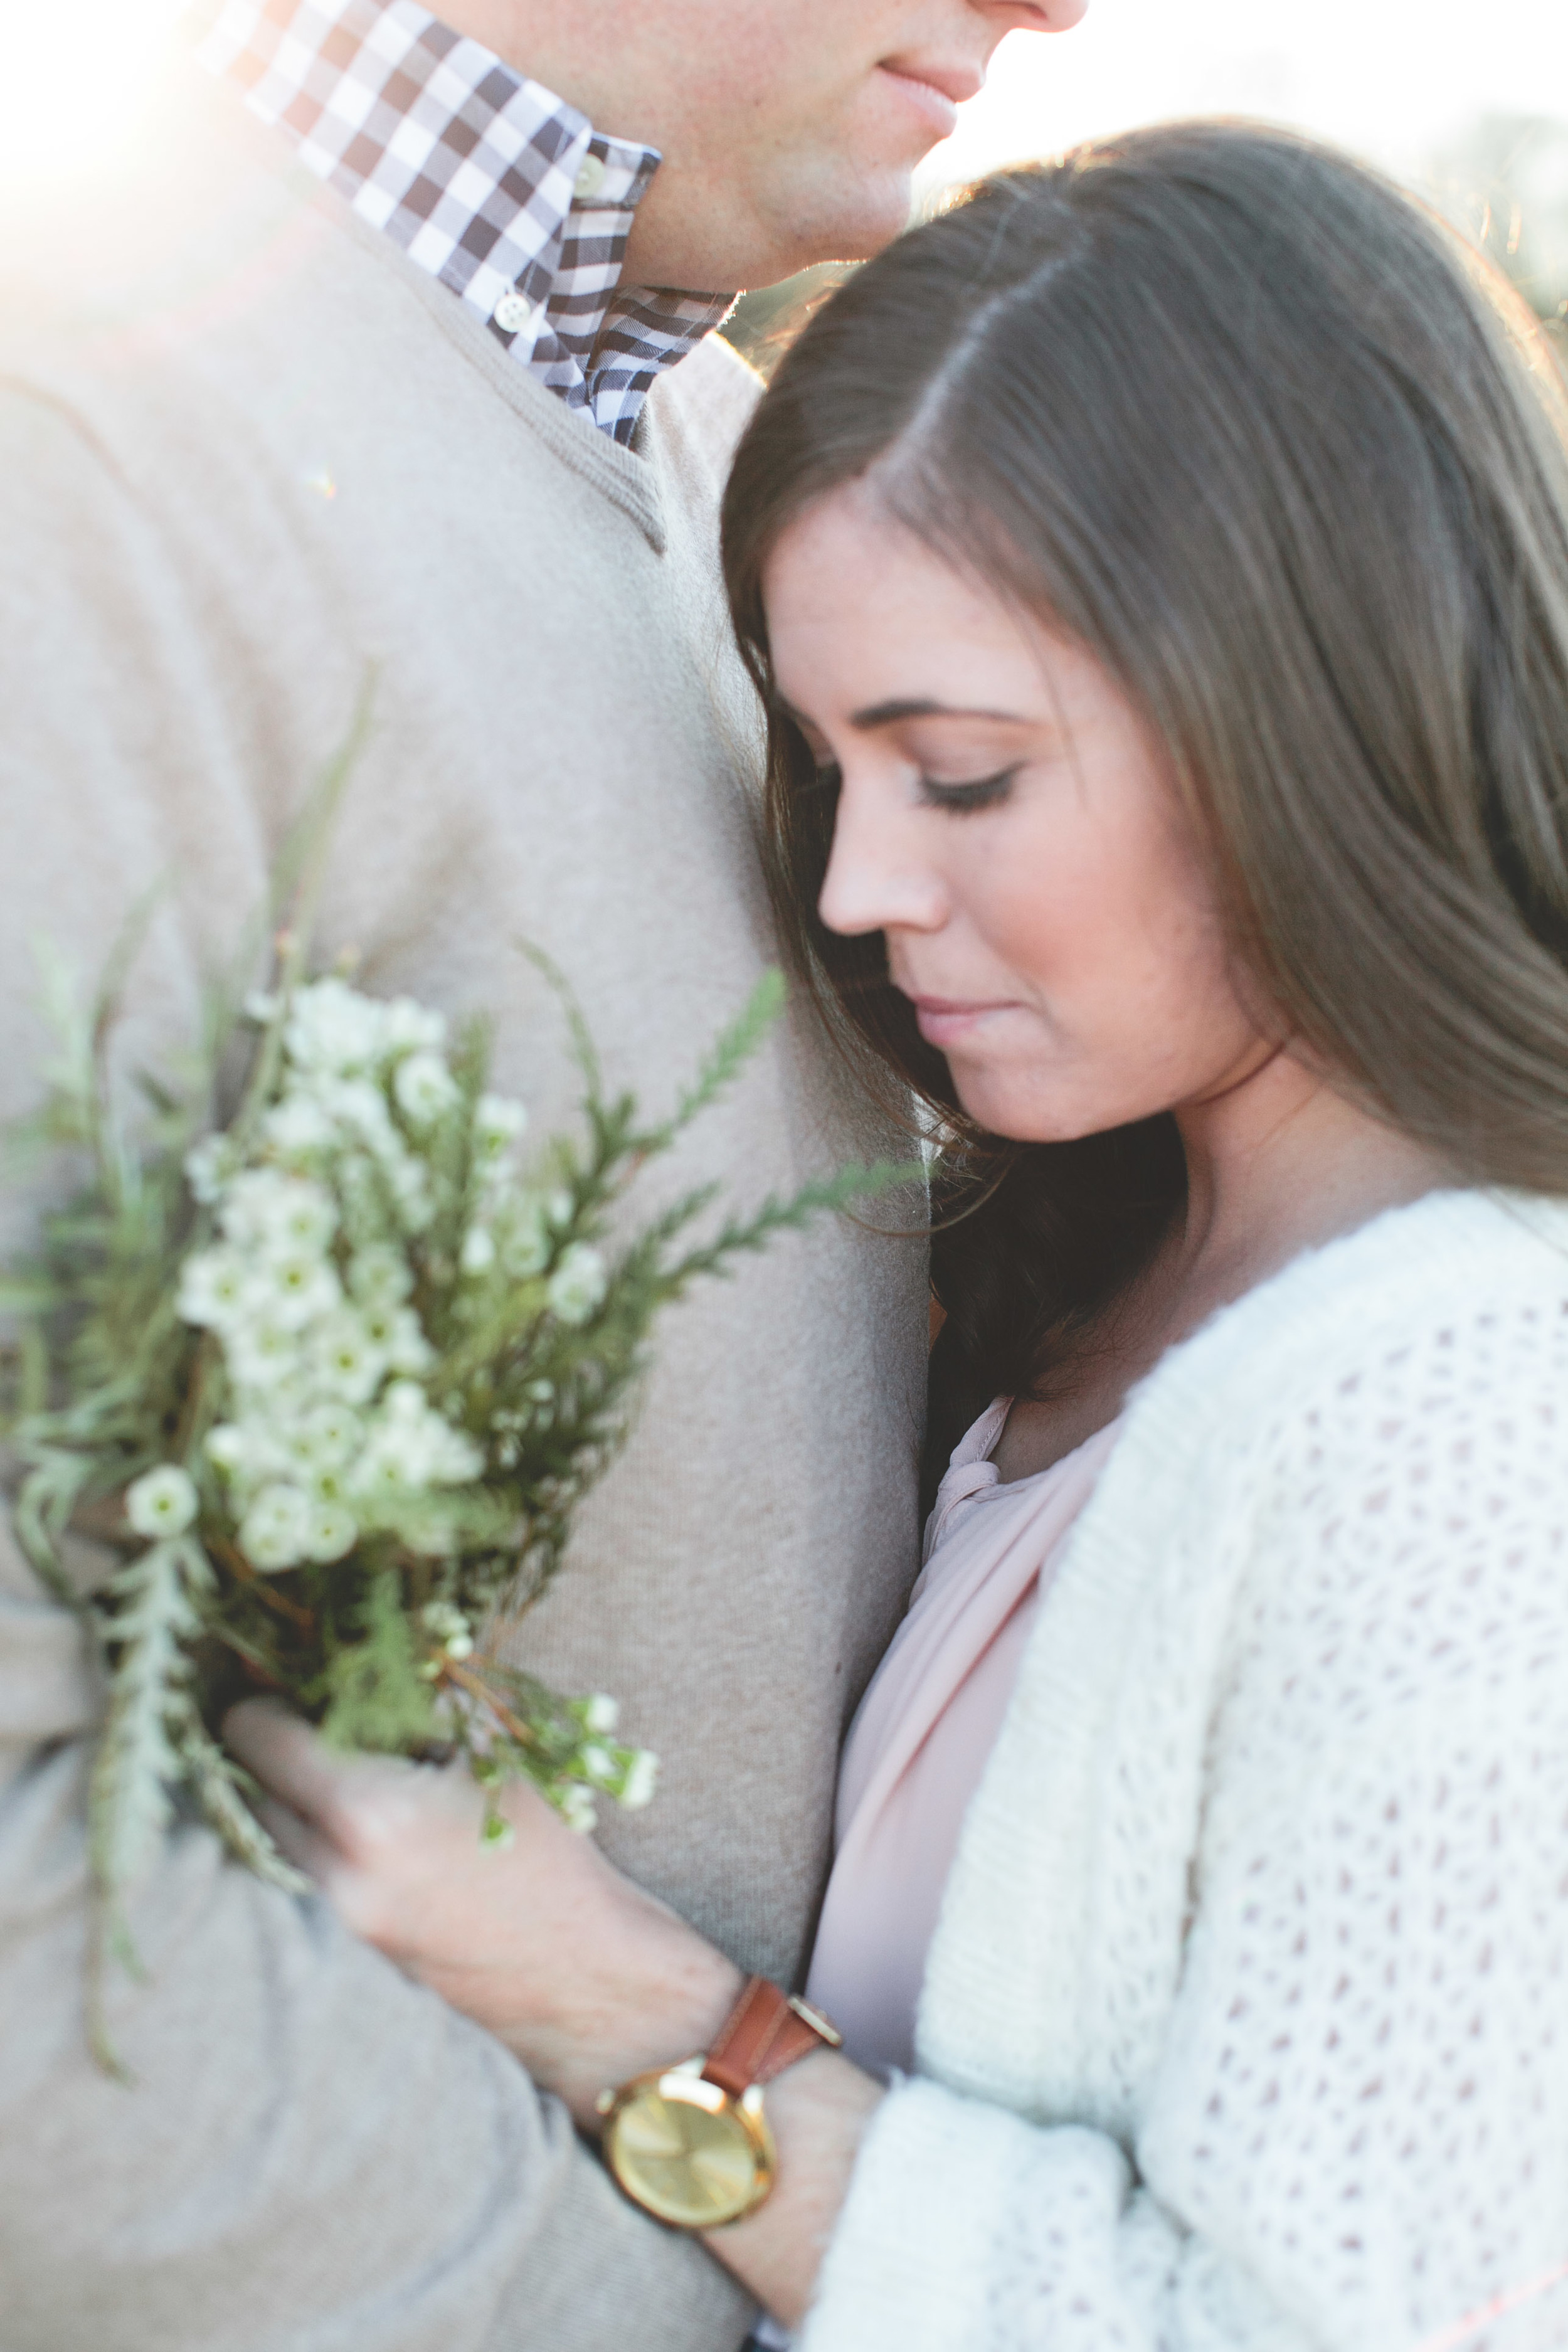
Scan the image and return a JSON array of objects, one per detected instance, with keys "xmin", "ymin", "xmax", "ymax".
[
  {"xmin": 808, "ymin": 760, "xmax": 1021, "ymax": 813},
  {"xmin": 918, "ymin": 767, "xmax": 1020, "ymax": 815}
]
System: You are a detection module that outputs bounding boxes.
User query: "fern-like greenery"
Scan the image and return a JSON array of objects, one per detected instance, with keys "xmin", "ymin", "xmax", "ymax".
[{"xmin": 0, "ymin": 749, "xmax": 918, "ymax": 2064}]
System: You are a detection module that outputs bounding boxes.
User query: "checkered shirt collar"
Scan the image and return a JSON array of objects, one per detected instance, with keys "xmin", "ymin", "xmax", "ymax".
[{"xmin": 196, "ymin": 0, "xmax": 734, "ymax": 447}]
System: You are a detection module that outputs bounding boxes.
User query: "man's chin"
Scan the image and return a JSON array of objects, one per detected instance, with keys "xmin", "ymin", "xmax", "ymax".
[
  {"xmin": 764, "ymin": 167, "xmax": 919, "ymax": 277},
  {"xmin": 638, "ymin": 158, "xmax": 917, "ymax": 295}
]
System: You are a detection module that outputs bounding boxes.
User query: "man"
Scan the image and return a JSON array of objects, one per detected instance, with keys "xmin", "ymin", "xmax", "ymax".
[{"xmin": 0, "ymin": 2, "xmax": 1081, "ymax": 2346}]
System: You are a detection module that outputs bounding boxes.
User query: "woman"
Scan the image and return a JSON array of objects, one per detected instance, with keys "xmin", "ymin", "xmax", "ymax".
[{"xmin": 238, "ymin": 125, "xmax": 1568, "ymax": 2349}]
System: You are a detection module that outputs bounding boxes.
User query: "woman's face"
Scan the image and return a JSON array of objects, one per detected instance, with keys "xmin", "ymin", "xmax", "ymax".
[{"xmin": 763, "ymin": 484, "xmax": 1274, "ymax": 1143}]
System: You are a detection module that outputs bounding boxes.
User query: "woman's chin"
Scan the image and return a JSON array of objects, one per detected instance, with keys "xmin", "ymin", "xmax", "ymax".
[
  {"xmin": 950, "ymin": 1076, "xmax": 1069, "ymax": 1144},
  {"xmin": 948, "ymin": 1067, "xmax": 1139, "ymax": 1148}
]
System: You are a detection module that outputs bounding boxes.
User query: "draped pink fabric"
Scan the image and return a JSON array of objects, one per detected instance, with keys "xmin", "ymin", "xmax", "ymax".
[{"xmin": 804, "ymin": 1401, "xmax": 1123, "ymax": 2078}]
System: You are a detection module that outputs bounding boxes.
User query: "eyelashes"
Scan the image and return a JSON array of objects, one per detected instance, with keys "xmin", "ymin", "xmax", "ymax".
[
  {"xmin": 917, "ymin": 768, "xmax": 1019, "ymax": 815},
  {"xmin": 808, "ymin": 763, "xmax": 1020, "ymax": 815}
]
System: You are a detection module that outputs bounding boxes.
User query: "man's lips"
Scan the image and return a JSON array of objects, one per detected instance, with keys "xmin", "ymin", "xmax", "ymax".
[{"xmin": 876, "ymin": 58, "xmax": 983, "ymax": 141}]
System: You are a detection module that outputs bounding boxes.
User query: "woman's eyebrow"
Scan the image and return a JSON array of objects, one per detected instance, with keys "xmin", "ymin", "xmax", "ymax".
[
  {"xmin": 849, "ymin": 697, "xmax": 1030, "ymax": 729},
  {"xmin": 775, "ymin": 693, "xmax": 1034, "ymax": 733}
]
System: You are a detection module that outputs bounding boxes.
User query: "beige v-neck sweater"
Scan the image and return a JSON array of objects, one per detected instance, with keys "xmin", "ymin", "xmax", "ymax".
[{"xmin": 0, "ymin": 53, "xmax": 926, "ymax": 2352}]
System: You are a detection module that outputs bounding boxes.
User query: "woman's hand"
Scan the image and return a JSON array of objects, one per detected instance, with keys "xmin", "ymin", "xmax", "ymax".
[
  {"xmin": 226, "ymin": 1697, "xmax": 885, "ymax": 2329},
  {"xmin": 224, "ymin": 1697, "xmax": 742, "ymax": 2126}
]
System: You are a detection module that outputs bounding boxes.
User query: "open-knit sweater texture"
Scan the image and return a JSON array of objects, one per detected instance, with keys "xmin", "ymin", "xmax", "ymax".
[{"xmin": 803, "ymin": 1185, "xmax": 1568, "ymax": 2352}]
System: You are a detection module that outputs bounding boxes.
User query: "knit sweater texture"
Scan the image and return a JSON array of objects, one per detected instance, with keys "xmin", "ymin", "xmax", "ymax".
[
  {"xmin": 803, "ymin": 1186, "xmax": 1568, "ymax": 2352},
  {"xmin": 0, "ymin": 51, "xmax": 926, "ymax": 2352}
]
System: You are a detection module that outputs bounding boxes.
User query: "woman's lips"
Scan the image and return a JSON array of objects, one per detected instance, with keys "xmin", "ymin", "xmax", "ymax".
[
  {"xmin": 876, "ymin": 63, "xmax": 963, "ymax": 141},
  {"xmin": 906, "ymin": 994, "xmax": 1017, "ymax": 1049}
]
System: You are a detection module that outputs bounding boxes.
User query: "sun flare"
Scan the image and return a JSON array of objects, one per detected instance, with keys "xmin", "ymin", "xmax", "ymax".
[{"xmin": 0, "ymin": 0, "xmax": 190, "ymax": 190}]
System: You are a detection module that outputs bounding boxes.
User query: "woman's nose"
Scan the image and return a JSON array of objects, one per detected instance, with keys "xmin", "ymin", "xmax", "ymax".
[{"xmin": 817, "ymin": 784, "xmax": 948, "ymax": 940}]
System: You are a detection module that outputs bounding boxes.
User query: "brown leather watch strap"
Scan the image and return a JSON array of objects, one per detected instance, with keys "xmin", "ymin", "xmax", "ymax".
[{"xmin": 699, "ymin": 1976, "xmax": 843, "ymax": 2100}]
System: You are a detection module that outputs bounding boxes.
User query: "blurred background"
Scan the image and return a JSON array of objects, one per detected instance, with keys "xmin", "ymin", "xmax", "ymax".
[
  {"xmin": 730, "ymin": 0, "xmax": 1568, "ymax": 373},
  {"xmin": 1, "ymin": 0, "xmax": 1562, "ymax": 374}
]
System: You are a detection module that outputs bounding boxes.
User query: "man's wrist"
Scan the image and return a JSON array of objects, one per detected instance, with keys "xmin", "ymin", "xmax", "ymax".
[{"xmin": 536, "ymin": 1932, "xmax": 745, "ymax": 2132}]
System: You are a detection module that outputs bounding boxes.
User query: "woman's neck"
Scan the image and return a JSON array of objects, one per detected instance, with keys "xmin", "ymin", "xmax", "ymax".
[
  {"xmin": 1166, "ymin": 1046, "xmax": 1446, "ymax": 1328},
  {"xmin": 991, "ymin": 1052, "xmax": 1448, "ymax": 1486}
]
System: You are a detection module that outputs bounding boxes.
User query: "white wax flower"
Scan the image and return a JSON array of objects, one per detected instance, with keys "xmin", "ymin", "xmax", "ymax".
[
  {"xmin": 177, "ymin": 1248, "xmax": 251, "ymax": 1332},
  {"xmin": 285, "ymin": 978, "xmax": 389, "ymax": 1076},
  {"xmin": 460, "ymin": 1225, "xmax": 497, "ymax": 1276},
  {"xmin": 381, "ymin": 997, "xmax": 447, "ymax": 1054},
  {"xmin": 259, "ymin": 1248, "xmax": 342, "ymax": 1332},
  {"xmin": 617, "ymin": 1750, "xmax": 659, "ymax": 1811},
  {"xmin": 204, "ymin": 1421, "xmax": 290, "ymax": 1496},
  {"xmin": 547, "ymin": 1242, "xmax": 607, "ymax": 1326},
  {"xmin": 125, "ymin": 1465, "xmax": 199, "ymax": 1540},
  {"xmin": 302, "ymin": 1501, "xmax": 358, "ymax": 1564},
  {"xmin": 303, "ymin": 1461, "xmax": 350, "ymax": 1507},
  {"xmin": 312, "ymin": 1311, "xmax": 388, "ymax": 1404},
  {"xmin": 386, "ymin": 1382, "xmax": 483, "ymax": 1480},
  {"xmin": 383, "ymin": 1379, "xmax": 427, "ymax": 1424},
  {"xmin": 203, "ymin": 1423, "xmax": 251, "ymax": 1476},
  {"xmin": 262, "ymin": 1094, "xmax": 336, "ymax": 1158},
  {"xmin": 184, "ymin": 1134, "xmax": 234, "ymax": 1205},
  {"xmin": 393, "ymin": 1051, "xmax": 459, "ymax": 1125},
  {"xmin": 228, "ymin": 1313, "xmax": 305, "ymax": 1394},
  {"xmin": 348, "ymin": 1245, "xmax": 413, "ymax": 1308},
  {"xmin": 319, "ymin": 1078, "xmax": 400, "ymax": 1157},
  {"xmin": 421, "ymin": 1600, "xmax": 472, "ymax": 1648},
  {"xmin": 386, "ymin": 1157, "xmax": 435, "ymax": 1234},
  {"xmin": 473, "ymin": 1093, "xmax": 527, "ymax": 1155},
  {"xmin": 291, "ymin": 1401, "xmax": 364, "ymax": 1467},
  {"xmin": 219, "ymin": 1170, "xmax": 337, "ymax": 1258},
  {"xmin": 581, "ymin": 1693, "xmax": 619, "ymax": 1734},
  {"xmin": 558, "ymin": 1784, "xmax": 598, "ymax": 1835},
  {"xmin": 359, "ymin": 1303, "xmax": 433, "ymax": 1374},
  {"xmin": 239, "ymin": 1481, "xmax": 312, "ymax": 1571},
  {"xmin": 503, "ymin": 1206, "xmax": 550, "ymax": 1278},
  {"xmin": 349, "ymin": 1438, "xmax": 417, "ymax": 1501}
]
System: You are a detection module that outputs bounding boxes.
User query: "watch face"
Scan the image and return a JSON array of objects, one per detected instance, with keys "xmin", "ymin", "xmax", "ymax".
[{"xmin": 605, "ymin": 2074, "xmax": 771, "ymax": 2230}]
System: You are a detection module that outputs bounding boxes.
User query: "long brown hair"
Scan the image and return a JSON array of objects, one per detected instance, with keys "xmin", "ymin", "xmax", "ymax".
[{"xmin": 720, "ymin": 124, "xmax": 1568, "ymax": 1495}]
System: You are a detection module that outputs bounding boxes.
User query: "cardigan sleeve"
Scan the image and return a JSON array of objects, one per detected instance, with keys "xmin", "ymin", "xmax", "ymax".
[{"xmin": 800, "ymin": 1298, "xmax": 1568, "ymax": 2352}]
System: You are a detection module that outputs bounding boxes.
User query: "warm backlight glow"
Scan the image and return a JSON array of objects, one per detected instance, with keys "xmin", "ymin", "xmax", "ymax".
[
  {"xmin": 923, "ymin": 0, "xmax": 1568, "ymax": 193},
  {"xmin": 0, "ymin": 0, "xmax": 189, "ymax": 190}
]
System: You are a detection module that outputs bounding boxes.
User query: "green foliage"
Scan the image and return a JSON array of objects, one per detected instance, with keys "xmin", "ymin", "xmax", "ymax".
[
  {"xmin": 0, "ymin": 769, "xmax": 920, "ymax": 2042},
  {"xmin": 320, "ymin": 1571, "xmax": 437, "ymax": 1754}
]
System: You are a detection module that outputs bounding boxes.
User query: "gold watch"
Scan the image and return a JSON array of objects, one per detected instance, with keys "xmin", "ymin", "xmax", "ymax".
[{"xmin": 596, "ymin": 1975, "xmax": 843, "ymax": 2230}]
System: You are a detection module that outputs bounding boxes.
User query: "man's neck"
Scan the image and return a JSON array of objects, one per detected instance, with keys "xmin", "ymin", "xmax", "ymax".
[
  {"xmin": 423, "ymin": 0, "xmax": 717, "ymax": 291},
  {"xmin": 433, "ymin": 2, "xmax": 630, "ymax": 147}
]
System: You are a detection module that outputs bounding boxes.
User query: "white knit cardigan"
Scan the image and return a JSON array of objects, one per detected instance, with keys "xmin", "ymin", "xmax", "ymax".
[{"xmin": 801, "ymin": 1187, "xmax": 1568, "ymax": 2352}]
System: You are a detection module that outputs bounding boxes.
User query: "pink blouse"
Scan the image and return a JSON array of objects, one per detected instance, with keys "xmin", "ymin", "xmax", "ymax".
[{"xmin": 803, "ymin": 1399, "xmax": 1123, "ymax": 2078}]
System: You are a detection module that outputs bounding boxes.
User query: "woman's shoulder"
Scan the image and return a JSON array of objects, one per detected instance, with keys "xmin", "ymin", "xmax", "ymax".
[
  {"xmin": 1081, "ymin": 1187, "xmax": 1568, "ymax": 1769},
  {"xmin": 1137, "ymin": 1185, "xmax": 1568, "ymax": 1442},
  {"xmin": 1087, "ymin": 1186, "xmax": 1568, "ymax": 1602}
]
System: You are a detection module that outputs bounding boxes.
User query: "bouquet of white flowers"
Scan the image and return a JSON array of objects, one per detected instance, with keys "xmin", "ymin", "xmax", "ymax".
[{"xmin": 3, "ymin": 889, "xmax": 901, "ymax": 2050}]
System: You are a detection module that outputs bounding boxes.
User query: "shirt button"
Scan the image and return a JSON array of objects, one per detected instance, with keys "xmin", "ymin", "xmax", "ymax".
[
  {"xmin": 493, "ymin": 291, "xmax": 534, "ymax": 335},
  {"xmin": 573, "ymin": 153, "xmax": 607, "ymax": 201}
]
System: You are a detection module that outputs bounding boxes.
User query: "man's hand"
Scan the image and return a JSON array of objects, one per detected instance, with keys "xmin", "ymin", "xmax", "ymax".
[
  {"xmin": 225, "ymin": 1698, "xmax": 742, "ymax": 2129},
  {"xmin": 228, "ymin": 1698, "xmax": 884, "ymax": 2330}
]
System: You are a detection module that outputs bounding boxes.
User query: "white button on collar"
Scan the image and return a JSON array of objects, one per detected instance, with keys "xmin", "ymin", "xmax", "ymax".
[
  {"xmin": 573, "ymin": 153, "xmax": 608, "ymax": 201},
  {"xmin": 493, "ymin": 290, "xmax": 536, "ymax": 336}
]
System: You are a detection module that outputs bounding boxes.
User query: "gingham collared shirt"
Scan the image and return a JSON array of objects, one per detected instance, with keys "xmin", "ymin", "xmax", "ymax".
[{"xmin": 195, "ymin": 0, "xmax": 734, "ymax": 446}]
